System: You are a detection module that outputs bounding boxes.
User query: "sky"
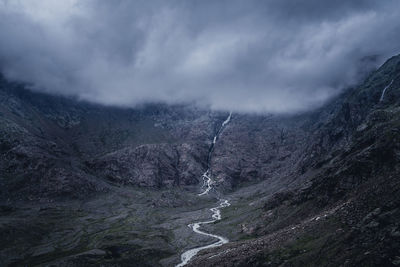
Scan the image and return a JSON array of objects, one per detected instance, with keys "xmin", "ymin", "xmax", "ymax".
[{"xmin": 0, "ymin": 0, "xmax": 399, "ymax": 113}]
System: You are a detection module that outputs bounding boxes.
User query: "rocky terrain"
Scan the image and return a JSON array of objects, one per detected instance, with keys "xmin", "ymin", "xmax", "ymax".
[
  {"xmin": 187, "ymin": 54, "xmax": 400, "ymax": 266},
  {"xmin": 0, "ymin": 54, "xmax": 399, "ymax": 266}
]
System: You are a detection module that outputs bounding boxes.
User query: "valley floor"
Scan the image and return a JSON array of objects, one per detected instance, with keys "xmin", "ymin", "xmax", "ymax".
[
  {"xmin": 0, "ymin": 186, "xmax": 227, "ymax": 266},
  {"xmin": 3, "ymin": 172, "xmax": 399, "ymax": 267}
]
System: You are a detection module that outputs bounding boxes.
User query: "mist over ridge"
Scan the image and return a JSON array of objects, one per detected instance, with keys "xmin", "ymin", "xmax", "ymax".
[{"xmin": 0, "ymin": 0, "xmax": 399, "ymax": 113}]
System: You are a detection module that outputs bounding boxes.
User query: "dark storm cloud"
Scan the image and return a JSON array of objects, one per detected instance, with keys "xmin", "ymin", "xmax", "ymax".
[{"xmin": 0, "ymin": 0, "xmax": 399, "ymax": 113}]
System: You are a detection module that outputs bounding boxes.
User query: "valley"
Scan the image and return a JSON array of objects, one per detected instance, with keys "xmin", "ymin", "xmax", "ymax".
[{"xmin": 0, "ymin": 54, "xmax": 400, "ymax": 266}]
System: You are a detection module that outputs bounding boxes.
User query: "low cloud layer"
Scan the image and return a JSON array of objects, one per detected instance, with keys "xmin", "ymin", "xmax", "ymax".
[{"xmin": 0, "ymin": 0, "xmax": 399, "ymax": 113}]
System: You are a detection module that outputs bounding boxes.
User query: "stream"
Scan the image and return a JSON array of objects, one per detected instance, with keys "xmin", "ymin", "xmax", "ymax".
[{"xmin": 176, "ymin": 112, "xmax": 232, "ymax": 267}]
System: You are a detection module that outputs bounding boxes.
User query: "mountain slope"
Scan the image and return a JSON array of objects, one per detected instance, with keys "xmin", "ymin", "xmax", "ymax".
[
  {"xmin": 0, "ymin": 77, "xmax": 232, "ymax": 199},
  {"xmin": 186, "ymin": 55, "xmax": 400, "ymax": 266}
]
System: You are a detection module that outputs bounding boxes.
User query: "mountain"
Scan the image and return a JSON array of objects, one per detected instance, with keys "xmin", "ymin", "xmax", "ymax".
[
  {"xmin": 0, "ymin": 54, "xmax": 399, "ymax": 266},
  {"xmin": 0, "ymin": 79, "xmax": 223, "ymax": 199},
  {"xmin": 187, "ymin": 54, "xmax": 400, "ymax": 266}
]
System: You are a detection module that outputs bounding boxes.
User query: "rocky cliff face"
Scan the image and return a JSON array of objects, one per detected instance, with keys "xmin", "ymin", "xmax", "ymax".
[
  {"xmin": 0, "ymin": 55, "xmax": 399, "ymax": 266},
  {"xmin": 0, "ymin": 78, "xmax": 230, "ymax": 199}
]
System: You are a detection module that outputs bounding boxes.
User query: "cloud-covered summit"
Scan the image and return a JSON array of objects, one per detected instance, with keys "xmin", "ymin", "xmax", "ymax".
[{"xmin": 0, "ymin": 0, "xmax": 399, "ymax": 113}]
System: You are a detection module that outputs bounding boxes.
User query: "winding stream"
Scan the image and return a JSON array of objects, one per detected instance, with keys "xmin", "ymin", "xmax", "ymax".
[{"xmin": 176, "ymin": 112, "xmax": 232, "ymax": 267}]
